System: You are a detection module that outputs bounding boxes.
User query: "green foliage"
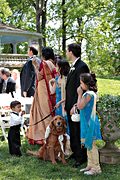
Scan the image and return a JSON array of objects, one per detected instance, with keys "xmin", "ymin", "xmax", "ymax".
[
  {"xmin": 17, "ymin": 42, "xmax": 28, "ymax": 54},
  {"xmin": 84, "ymin": 0, "xmax": 120, "ymax": 76},
  {"xmin": 2, "ymin": 44, "xmax": 13, "ymax": 53},
  {"xmin": 97, "ymin": 94, "xmax": 120, "ymax": 129},
  {"xmin": 6, "ymin": 0, "xmax": 36, "ymax": 30},
  {"xmin": 0, "ymin": 0, "xmax": 119, "ymax": 77},
  {"xmin": 97, "ymin": 79, "xmax": 120, "ymax": 140},
  {"xmin": 0, "ymin": 0, "xmax": 12, "ymax": 20}
]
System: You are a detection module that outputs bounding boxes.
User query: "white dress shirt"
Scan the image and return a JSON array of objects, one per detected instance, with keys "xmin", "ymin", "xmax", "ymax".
[
  {"xmin": 69, "ymin": 57, "xmax": 80, "ymax": 72},
  {"xmin": 9, "ymin": 112, "xmax": 24, "ymax": 127},
  {"xmin": 71, "ymin": 57, "xmax": 80, "ymax": 67}
]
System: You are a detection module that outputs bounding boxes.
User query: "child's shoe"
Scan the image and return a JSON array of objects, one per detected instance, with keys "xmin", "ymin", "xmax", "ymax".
[{"xmin": 84, "ymin": 168, "xmax": 101, "ymax": 175}]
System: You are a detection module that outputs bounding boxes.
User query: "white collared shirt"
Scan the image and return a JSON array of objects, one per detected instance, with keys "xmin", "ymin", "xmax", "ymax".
[
  {"xmin": 71, "ymin": 57, "xmax": 80, "ymax": 67},
  {"xmin": 9, "ymin": 112, "xmax": 24, "ymax": 127}
]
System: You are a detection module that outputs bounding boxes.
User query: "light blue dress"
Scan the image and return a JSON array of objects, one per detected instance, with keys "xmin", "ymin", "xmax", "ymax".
[
  {"xmin": 55, "ymin": 76, "xmax": 62, "ymax": 116},
  {"xmin": 55, "ymin": 75, "xmax": 70, "ymax": 135},
  {"xmin": 80, "ymin": 91, "xmax": 102, "ymax": 150}
]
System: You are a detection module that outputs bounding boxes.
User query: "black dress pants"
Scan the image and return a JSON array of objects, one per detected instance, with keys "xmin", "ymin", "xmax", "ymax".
[
  {"xmin": 67, "ymin": 113, "xmax": 87, "ymax": 163},
  {"xmin": 8, "ymin": 125, "xmax": 22, "ymax": 156}
]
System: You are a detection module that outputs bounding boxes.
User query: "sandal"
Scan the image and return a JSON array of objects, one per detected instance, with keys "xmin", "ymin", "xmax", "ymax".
[
  {"xmin": 84, "ymin": 168, "xmax": 101, "ymax": 175},
  {"xmin": 80, "ymin": 167, "xmax": 91, "ymax": 172}
]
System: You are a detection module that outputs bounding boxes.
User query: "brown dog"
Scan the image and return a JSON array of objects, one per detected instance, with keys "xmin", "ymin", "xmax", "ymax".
[{"xmin": 27, "ymin": 115, "xmax": 67, "ymax": 164}]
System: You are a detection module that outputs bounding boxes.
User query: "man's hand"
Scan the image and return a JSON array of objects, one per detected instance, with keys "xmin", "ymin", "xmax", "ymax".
[
  {"xmin": 70, "ymin": 104, "xmax": 78, "ymax": 115},
  {"xmin": 70, "ymin": 104, "xmax": 76, "ymax": 115},
  {"xmin": 23, "ymin": 91, "xmax": 27, "ymax": 97}
]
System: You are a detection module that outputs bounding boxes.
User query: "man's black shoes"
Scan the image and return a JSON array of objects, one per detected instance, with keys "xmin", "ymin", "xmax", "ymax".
[
  {"xmin": 72, "ymin": 161, "xmax": 81, "ymax": 168},
  {"xmin": 72, "ymin": 159, "xmax": 87, "ymax": 168}
]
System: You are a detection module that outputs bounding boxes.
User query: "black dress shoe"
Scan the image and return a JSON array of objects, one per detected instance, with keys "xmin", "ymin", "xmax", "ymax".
[
  {"xmin": 72, "ymin": 161, "xmax": 81, "ymax": 168},
  {"xmin": 79, "ymin": 158, "xmax": 87, "ymax": 165}
]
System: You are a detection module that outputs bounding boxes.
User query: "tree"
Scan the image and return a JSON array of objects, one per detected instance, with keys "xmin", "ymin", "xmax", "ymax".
[
  {"xmin": 3, "ymin": 0, "xmax": 49, "ymax": 53},
  {"xmin": 61, "ymin": 0, "xmax": 66, "ymax": 56},
  {"xmin": 0, "ymin": 0, "xmax": 12, "ymax": 21},
  {"xmin": 1, "ymin": 0, "xmax": 119, "ymax": 76},
  {"xmin": 33, "ymin": 0, "xmax": 48, "ymax": 51}
]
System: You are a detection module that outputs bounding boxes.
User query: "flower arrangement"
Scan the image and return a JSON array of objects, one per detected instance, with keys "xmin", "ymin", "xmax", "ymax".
[{"xmin": 70, "ymin": 67, "xmax": 75, "ymax": 72}]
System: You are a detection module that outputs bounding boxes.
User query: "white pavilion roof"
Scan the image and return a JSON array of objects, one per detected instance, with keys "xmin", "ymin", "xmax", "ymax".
[{"xmin": 0, "ymin": 22, "xmax": 41, "ymax": 44}]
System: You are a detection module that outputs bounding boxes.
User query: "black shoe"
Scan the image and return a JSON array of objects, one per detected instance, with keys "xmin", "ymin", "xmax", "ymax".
[
  {"xmin": 78, "ymin": 159, "xmax": 87, "ymax": 166},
  {"xmin": 72, "ymin": 161, "xmax": 81, "ymax": 168}
]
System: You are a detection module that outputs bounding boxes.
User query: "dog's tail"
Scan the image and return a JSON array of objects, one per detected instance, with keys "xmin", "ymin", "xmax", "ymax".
[{"xmin": 26, "ymin": 150, "xmax": 40, "ymax": 157}]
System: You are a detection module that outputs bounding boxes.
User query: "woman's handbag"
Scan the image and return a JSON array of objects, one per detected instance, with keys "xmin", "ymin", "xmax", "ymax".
[{"xmin": 71, "ymin": 106, "xmax": 80, "ymax": 122}]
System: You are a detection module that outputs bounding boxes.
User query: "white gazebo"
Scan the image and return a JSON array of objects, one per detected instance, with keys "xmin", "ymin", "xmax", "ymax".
[{"xmin": 0, "ymin": 22, "xmax": 41, "ymax": 67}]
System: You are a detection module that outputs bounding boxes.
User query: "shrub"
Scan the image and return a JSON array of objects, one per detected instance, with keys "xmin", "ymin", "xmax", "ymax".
[{"xmin": 97, "ymin": 95, "xmax": 120, "ymax": 140}]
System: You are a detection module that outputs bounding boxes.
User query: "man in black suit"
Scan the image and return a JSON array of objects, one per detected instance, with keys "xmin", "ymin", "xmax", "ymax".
[
  {"xmin": 20, "ymin": 46, "xmax": 38, "ymax": 97},
  {"xmin": 0, "ymin": 68, "xmax": 16, "ymax": 98},
  {"xmin": 65, "ymin": 43, "xmax": 90, "ymax": 168}
]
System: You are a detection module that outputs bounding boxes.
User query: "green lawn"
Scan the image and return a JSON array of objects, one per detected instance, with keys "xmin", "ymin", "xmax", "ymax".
[
  {"xmin": 0, "ymin": 78, "xmax": 120, "ymax": 180},
  {"xmin": 97, "ymin": 78, "xmax": 120, "ymax": 96},
  {"xmin": 0, "ymin": 139, "xmax": 120, "ymax": 180}
]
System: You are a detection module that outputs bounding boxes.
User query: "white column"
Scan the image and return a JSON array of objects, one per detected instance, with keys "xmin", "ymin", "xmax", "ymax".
[
  {"xmin": 13, "ymin": 43, "xmax": 17, "ymax": 54},
  {"xmin": 28, "ymin": 39, "xmax": 32, "ymax": 46}
]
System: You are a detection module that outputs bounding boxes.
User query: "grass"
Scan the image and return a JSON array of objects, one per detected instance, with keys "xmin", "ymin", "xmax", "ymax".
[
  {"xmin": 0, "ymin": 77, "xmax": 120, "ymax": 180},
  {"xmin": 0, "ymin": 139, "xmax": 120, "ymax": 180},
  {"xmin": 97, "ymin": 78, "xmax": 120, "ymax": 96}
]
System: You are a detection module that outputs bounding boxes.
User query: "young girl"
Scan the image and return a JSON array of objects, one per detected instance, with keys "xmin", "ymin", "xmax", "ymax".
[
  {"xmin": 49, "ymin": 60, "xmax": 70, "ymax": 135},
  {"xmin": 71, "ymin": 73, "xmax": 102, "ymax": 175},
  {"xmin": 8, "ymin": 101, "xmax": 25, "ymax": 156}
]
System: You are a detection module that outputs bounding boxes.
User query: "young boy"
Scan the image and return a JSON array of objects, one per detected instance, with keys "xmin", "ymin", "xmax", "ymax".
[{"xmin": 8, "ymin": 100, "xmax": 25, "ymax": 156}]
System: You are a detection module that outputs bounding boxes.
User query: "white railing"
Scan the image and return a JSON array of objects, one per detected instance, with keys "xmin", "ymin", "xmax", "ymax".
[{"xmin": 0, "ymin": 54, "xmax": 28, "ymax": 67}]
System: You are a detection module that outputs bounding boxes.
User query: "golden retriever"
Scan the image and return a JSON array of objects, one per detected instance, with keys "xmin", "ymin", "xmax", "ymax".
[{"xmin": 27, "ymin": 115, "xmax": 67, "ymax": 164}]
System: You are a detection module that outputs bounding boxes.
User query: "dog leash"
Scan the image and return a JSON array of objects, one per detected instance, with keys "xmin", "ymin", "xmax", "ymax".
[{"xmin": 28, "ymin": 107, "xmax": 56, "ymax": 126}]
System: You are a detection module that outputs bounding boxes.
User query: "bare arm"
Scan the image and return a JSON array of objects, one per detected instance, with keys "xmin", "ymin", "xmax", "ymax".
[
  {"xmin": 55, "ymin": 99, "xmax": 65, "ymax": 109},
  {"xmin": 49, "ymin": 78, "xmax": 56, "ymax": 94},
  {"xmin": 70, "ymin": 86, "xmax": 91, "ymax": 114},
  {"xmin": 77, "ymin": 86, "xmax": 91, "ymax": 109}
]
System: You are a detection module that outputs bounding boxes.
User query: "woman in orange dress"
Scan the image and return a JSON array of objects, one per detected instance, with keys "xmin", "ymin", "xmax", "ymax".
[{"xmin": 26, "ymin": 47, "xmax": 56, "ymax": 145}]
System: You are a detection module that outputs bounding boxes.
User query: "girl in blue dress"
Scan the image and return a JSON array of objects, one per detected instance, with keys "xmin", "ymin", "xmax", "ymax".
[
  {"xmin": 50, "ymin": 60, "xmax": 70, "ymax": 134},
  {"xmin": 71, "ymin": 73, "xmax": 102, "ymax": 175}
]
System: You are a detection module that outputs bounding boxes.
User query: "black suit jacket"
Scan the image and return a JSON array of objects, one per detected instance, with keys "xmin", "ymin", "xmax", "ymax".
[
  {"xmin": 0, "ymin": 78, "xmax": 3, "ymax": 93},
  {"xmin": 0, "ymin": 77, "xmax": 16, "ymax": 98},
  {"xmin": 65, "ymin": 59, "xmax": 89, "ymax": 112},
  {"xmin": 20, "ymin": 58, "xmax": 35, "ymax": 97}
]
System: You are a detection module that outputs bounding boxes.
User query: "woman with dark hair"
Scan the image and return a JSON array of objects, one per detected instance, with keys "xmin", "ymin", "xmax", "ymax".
[
  {"xmin": 42, "ymin": 47, "xmax": 56, "ymax": 65},
  {"xmin": 55, "ymin": 60, "xmax": 70, "ymax": 115},
  {"xmin": 49, "ymin": 60, "xmax": 70, "ymax": 134},
  {"xmin": 26, "ymin": 47, "xmax": 57, "ymax": 145}
]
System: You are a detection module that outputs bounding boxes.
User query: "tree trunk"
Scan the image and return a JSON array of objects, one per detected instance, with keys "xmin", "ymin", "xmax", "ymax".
[
  {"xmin": 35, "ymin": 0, "xmax": 42, "ymax": 54},
  {"xmin": 62, "ymin": 0, "xmax": 66, "ymax": 57},
  {"xmin": 35, "ymin": 0, "xmax": 47, "ymax": 55},
  {"xmin": 42, "ymin": 0, "xmax": 47, "ymax": 47},
  {"xmin": 77, "ymin": 17, "xmax": 83, "ymax": 59}
]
